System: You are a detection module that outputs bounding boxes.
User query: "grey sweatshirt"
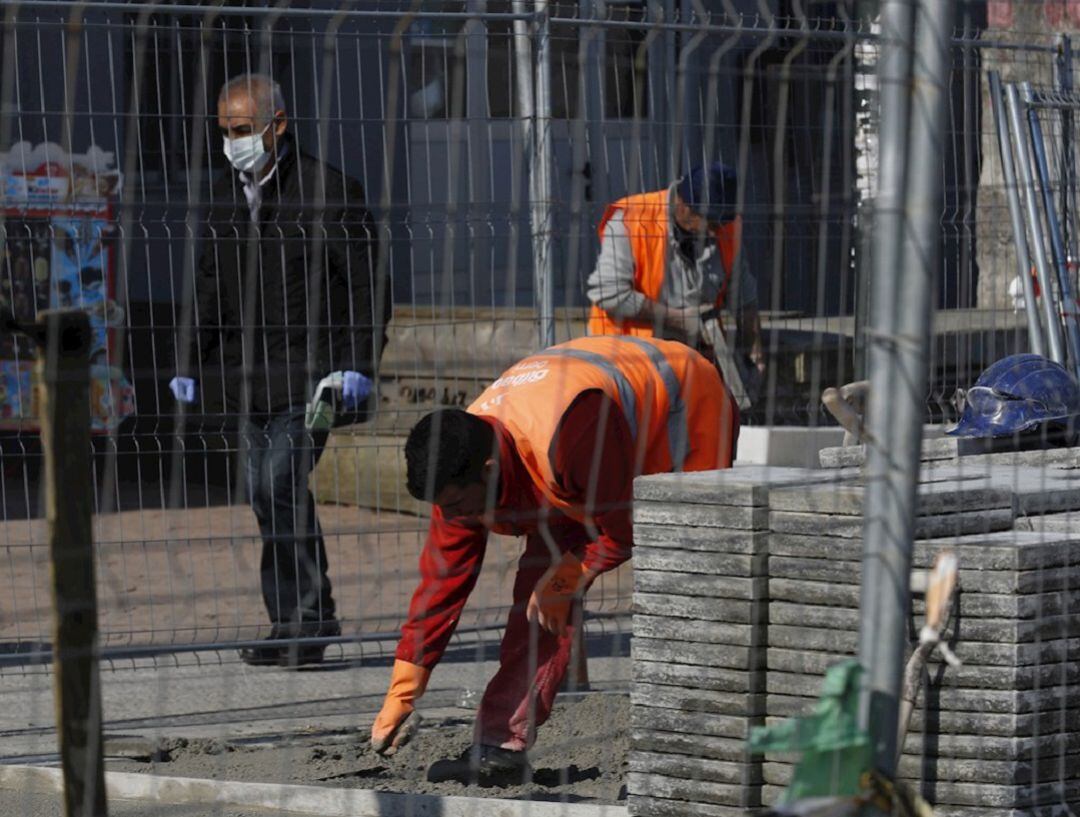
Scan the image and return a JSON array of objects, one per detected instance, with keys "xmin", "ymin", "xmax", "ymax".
[{"xmin": 586, "ymin": 185, "xmax": 757, "ymax": 325}]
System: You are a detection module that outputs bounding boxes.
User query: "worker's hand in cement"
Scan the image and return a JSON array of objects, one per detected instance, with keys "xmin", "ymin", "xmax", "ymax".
[
  {"xmin": 527, "ymin": 551, "xmax": 590, "ymax": 637},
  {"xmin": 371, "ymin": 660, "xmax": 430, "ymax": 756}
]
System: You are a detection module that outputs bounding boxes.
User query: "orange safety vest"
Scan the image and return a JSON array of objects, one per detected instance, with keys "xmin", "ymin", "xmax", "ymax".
[
  {"xmin": 468, "ymin": 335, "xmax": 738, "ymax": 523},
  {"xmin": 587, "ymin": 188, "xmax": 743, "ymax": 338}
]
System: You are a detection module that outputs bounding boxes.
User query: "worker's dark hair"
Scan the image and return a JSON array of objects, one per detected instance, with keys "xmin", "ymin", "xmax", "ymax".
[{"xmin": 405, "ymin": 409, "xmax": 495, "ymax": 502}]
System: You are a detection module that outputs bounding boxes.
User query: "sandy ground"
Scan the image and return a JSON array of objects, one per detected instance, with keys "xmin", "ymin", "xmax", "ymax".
[
  {"xmin": 105, "ymin": 693, "xmax": 629, "ymax": 804},
  {"xmin": 0, "ymin": 500, "xmax": 632, "ymax": 650}
]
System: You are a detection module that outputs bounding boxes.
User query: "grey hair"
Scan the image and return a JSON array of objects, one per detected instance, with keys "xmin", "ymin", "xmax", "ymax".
[{"xmin": 219, "ymin": 73, "xmax": 286, "ymax": 121}]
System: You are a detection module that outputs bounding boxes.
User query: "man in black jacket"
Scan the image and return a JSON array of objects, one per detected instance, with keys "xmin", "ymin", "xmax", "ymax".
[{"xmin": 170, "ymin": 73, "xmax": 390, "ymax": 667}]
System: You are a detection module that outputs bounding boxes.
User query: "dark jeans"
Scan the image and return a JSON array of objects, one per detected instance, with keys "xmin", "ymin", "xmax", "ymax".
[{"xmin": 242, "ymin": 411, "xmax": 336, "ymax": 632}]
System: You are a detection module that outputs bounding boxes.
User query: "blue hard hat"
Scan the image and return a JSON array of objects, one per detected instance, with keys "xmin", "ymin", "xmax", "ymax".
[{"xmin": 947, "ymin": 353, "xmax": 1080, "ymax": 437}]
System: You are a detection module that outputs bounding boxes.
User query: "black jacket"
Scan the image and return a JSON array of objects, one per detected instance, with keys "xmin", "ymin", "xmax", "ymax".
[{"xmin": 182, "ymin": 135, "xmax": 389, "ymax": 421}]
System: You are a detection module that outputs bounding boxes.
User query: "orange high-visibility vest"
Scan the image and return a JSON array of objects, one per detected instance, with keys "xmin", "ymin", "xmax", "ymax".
[
  {"xmin": 467, "ymin": 335, "xmax": 738, "ymax": 523},
  {"xmin": 587, "ymin": 188, "xmax": 743, "ymax": 337}
]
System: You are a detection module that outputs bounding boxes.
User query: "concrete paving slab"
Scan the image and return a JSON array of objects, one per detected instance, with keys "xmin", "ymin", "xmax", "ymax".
[
  {"xmin": 633, "ymin": 467, "xmax": 837, "ymax": 507},
  {"xmin": 630, "ymin": 684, "xmax": 764, "ymax": 718},
  {"xmin": 633, "ymin": 639, "xmax": 764, "ymax": 671},
  {"xmin": 767, "ymin": 647, "xmax": 1080, "ymax": 691},
  {"xmin": 633, "ymin": 662, "xmax": 761, "ymax": 695},
  {"xmin": 768, "ymin": 481, "xmax": 1013, "ymax": 517},
  {"xmin": 627, "ymin": 794, "xmax": 750, "ymax": 817},
  {"xmin": 629, "ymin": 707, "xmax": 762, "ymax": 741},
  {"xmin": 633, "ymin": 594, "xmax": 766, "ymax": 624},
  {"xmin": 625, "ymin": 772, "xmax": 756, "ymax": 808},
  {"xmin": 633, "ymin": 616, "xmax": 763, "ymax": 648},
  {"xmin": 768, "ymin": 556, "xmax": 1080, "ymax": 595},
  {"xmin": 629, "ymin": 730, "xmax": 752, "ymax": 764},
  {"xmin": 769, "ymin": 531, "xmax": 1080, "ymax": 571},
  {"xmin": 768, "ymin": 508, "xmax": 1015, "ymax": 538},
  {"xmin": 633, "ymin": 525, "xmax": 768, "ymax": 555},
  {"xmin": 632, "ymin": 549, "xmax": 766, "ymax": 578},
  {"xmin": 633, "ymin": 572, "xmax": 767, "ymax": 602},
  {"xmin": 633, "ymin": 503, "xmax": 770, "ymax": 530},
  {"xmin": 627, "ymin": 752, "xmax": 760, "ymax": 786}
]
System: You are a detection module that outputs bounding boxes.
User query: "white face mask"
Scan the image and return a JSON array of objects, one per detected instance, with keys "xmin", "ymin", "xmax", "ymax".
[{"xmin": 222, "ymin": 123, "xmax": 272, "ymax": 174}]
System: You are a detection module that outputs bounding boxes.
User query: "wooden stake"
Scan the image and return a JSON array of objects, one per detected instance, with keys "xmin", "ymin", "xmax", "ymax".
[{"xmin": 36, "ymin": 310, "xmax": 107, "ymax": 817}]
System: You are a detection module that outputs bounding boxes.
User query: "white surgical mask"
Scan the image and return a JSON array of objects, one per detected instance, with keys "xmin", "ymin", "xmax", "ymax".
[{"xmin": 223, "ymin": 123, "xmax": 272, "ymax": 174}]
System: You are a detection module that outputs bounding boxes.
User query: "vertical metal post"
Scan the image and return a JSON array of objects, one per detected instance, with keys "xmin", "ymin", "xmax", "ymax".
[
  {"xmin": 1024, "ymin": 82, "xmax": 1080, "ymax": 378},
  {"xmin": 1057, "ymin": 36, "xmax": 1077, "ymax": 264},
  {"xmin": 858, "ymin": 0, "xmax": 953, "ymax": 774},
  {"xmin": 989, "ymin": 71, "xmax": 1045, "ymax": 356},
  {"xmin": 1006, "ymin": 83, "xmax": 1067, "ymax": 365},
  {"xmin": 37, "ymin": 310, "xmax": 107, "ymax": 817},
  {"xmin": 523, "ymin": 1, "xmax": 554, "ymax": 348}
]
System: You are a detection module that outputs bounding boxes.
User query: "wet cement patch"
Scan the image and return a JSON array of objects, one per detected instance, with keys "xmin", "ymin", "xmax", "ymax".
[{"xmin": 106, "ymin": 693, "xmax": 629, "ymax": 804}]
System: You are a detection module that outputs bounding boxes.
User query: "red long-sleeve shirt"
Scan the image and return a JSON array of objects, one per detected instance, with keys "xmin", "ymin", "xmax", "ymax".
[{"xmin": 395, "ymin": 391, "xmax": 634, "ymax": 669}]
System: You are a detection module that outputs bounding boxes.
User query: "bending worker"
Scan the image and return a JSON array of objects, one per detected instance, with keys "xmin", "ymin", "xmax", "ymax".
[
  {"xmin": 586, "ymin": 162, "xmax": 764, "ymax": 381},
  {"xmin": 370, "ymin": 335, "xmax": 739, "ymax": 775}
]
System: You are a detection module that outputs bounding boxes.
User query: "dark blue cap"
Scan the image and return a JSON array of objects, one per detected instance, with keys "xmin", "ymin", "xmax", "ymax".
[{"xmin": 676, "ymin": 162, "xmax": 738, "ymax": 224}]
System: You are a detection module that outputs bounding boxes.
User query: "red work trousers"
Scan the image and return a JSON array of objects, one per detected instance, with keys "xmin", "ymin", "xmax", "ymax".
[{"xmin": 473, "ymin": 522, "xmax": 592, "ymax": 751}]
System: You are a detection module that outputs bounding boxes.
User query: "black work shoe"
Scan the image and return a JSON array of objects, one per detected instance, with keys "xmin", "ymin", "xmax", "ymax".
[
  {"xmin": 426, "ymin": 744, "xmax": 531, "ymax": 785},
  {"xmin": 238, "ymin": 621, "xmax": 340, "ymax": 668}
]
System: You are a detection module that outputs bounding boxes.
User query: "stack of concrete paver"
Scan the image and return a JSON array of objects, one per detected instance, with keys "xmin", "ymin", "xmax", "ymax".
[
  {"xmin": 762, "ymin": 470, "xmax": 1080, "ymax": 816},
  {"xmin": 627, "ymin": 467, "xmax": 840, "ymax": 817}
]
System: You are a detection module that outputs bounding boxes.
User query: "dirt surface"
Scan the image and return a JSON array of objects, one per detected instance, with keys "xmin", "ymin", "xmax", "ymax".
[
  {"xmin": 106, "ymin": 693, "xmax": 629, "ymax": 804},
  {"xmin": 0, "ymin": 500, "xmax": 631, "ymax": 651}
]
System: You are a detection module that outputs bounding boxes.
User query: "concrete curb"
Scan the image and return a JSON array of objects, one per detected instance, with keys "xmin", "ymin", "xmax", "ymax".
[{"xmin": 0, "ymin": 764, "xmax": 629, "ymax": 817}]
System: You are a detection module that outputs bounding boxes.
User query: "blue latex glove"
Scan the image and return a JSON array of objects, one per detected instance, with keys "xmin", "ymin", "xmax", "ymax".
[
  {"xmin": 169, "ymin": 376, "xmax": 198, "ymax": 404},
  {"xmin": 341, "ymin": 371, "xmax": 372, "ymax": 410}
]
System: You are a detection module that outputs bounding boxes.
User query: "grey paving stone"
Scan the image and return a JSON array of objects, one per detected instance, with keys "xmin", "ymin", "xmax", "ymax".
[
  {"xmin": 818, "ymin": 445, "xmax": 866, "ymax": 469},
  {"xmin": 631, "ymin": 683, "xmax": 765, "ymax": 717},
  {"xmin": 768, "ymin": 579, "xmax": 1080, "ymax": 613},
  {"xmin": 769, "ymin": 603, "xmax": 1080, "ymax": 641},
  {"xmin": 768, "ymin": 508, "xmax": 1016, "ymax": 538},
  {"xmin": 634, "ymin": 502, "xmax": 771, "ymax": 530},
  {"xmin": 768, "ymin": 531, "xmax": 1080, "ymax": 572},
  {"xmin": 768, "ymin": 577, "xmax": 860, "ymax": 607},
  {"xmin": 895, "ymin": 752, "xmax": 1080, "ymax": 786},
  {"xmin": 634, "ymin": 593, "xmax": 767, "ymax": 624},
  {"xmin": 634, "ymin": 638, "xmax": 765, "ymax": 671},
  {"xmin": 628, "ymin": 751, "xmax": 762, "ymax": 786},
  {"xmin": 633, "ymin": 524, "xmax": 768, "ymax": 555},
  {"xmin": 634, "ymin": 571, "xmax": 767, "ymax": 601},
  {"xmin": 633, "ymin": 547, "xmax": 767, "ymax": 577},
  {"xmin": 630, "ymin": 729, "xmax": 754, "ymax": 763},
  {"xmin": 768, "ymin": 480, "xmax": 1013, "ymax": 517},
  {"xmin": 765, "ymin": 689, "xmax": 1080, "ymax": 736},
  {"xmin": 631, "ymin": 705, "xmax": 763, "ymax": 740},
  {"xmin": 635, "ymin": 660, "xmax": 763, "ymax": 695},
  {"xmin": 764, "ymin": 757, "xmax": 1080, "ymax": 790},
  {"xmin": 626, "ymin": 771, "xmax": 758, "ymax": 808},
  {"xmin": 633, "ymin": 466, "xmax": 830, "ymax": 506},
  {"xmin": 765, "ymin": 676, "xmax": 1075, "ymax": 714},
  {"xmin": 633, "ymin": 615, "xmax": 764, "ymax": 648},
  {"xmin": 891, "ymin": 779, "xmax": 1080, "ymax": 809},
  {"xmin": 768, "ymin": 556, "xmax": 1080, "ymax": 595},
  {"xmin": 628, "ymin": 795, "xmax": 750, "ymax": 817},
  {"xmin": 765, "ymin": 648, "xmax": 1080, "ymax": 691}
]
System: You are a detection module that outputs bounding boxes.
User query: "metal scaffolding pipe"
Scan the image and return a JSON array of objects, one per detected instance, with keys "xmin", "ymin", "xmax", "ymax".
[{"xmin": 858, "ymin": 0, "xmax": 954, "ymax": 774}]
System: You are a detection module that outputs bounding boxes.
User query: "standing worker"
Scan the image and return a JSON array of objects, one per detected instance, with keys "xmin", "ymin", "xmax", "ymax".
[
  {"xmin": 168, "ymin": 73, "xmax": 390, "ymax": 667},
  {"xmin": 370, "ymin": 335, "xmax": 739, "ymax": 778},
  {"xmin": 586, "ymin": 162, "xmax": 765, "ymax": 389}
]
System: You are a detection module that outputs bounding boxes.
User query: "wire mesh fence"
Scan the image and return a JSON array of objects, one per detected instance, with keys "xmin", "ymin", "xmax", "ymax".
[{"xmin": 2, "ymin": 0, "xmax": 1080, "ymax": 815}]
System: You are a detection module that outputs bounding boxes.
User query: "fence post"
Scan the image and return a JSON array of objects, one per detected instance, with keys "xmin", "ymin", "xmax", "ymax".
[
  {"xmin": 37, "ymin": 309, "xmax": 107, "ymax": 817},
  {"xmin": 858, "ymin": 0, "xmax": 953, "ymax": 774}
]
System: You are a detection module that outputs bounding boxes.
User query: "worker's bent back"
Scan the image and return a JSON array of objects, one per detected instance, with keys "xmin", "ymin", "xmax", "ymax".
[{"xmin": 468, "ymin": 335, "xmax": 739, "ymax": 523}]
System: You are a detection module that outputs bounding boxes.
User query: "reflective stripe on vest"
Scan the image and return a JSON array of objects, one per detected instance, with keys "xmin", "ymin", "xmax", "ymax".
[
  {"xmin": 543, "ymin": 347, "xmax": 640, "ymax": 443},
  {"xmin": 621, "ymin": 336, "xmax": 689, "ymax": 470}
]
